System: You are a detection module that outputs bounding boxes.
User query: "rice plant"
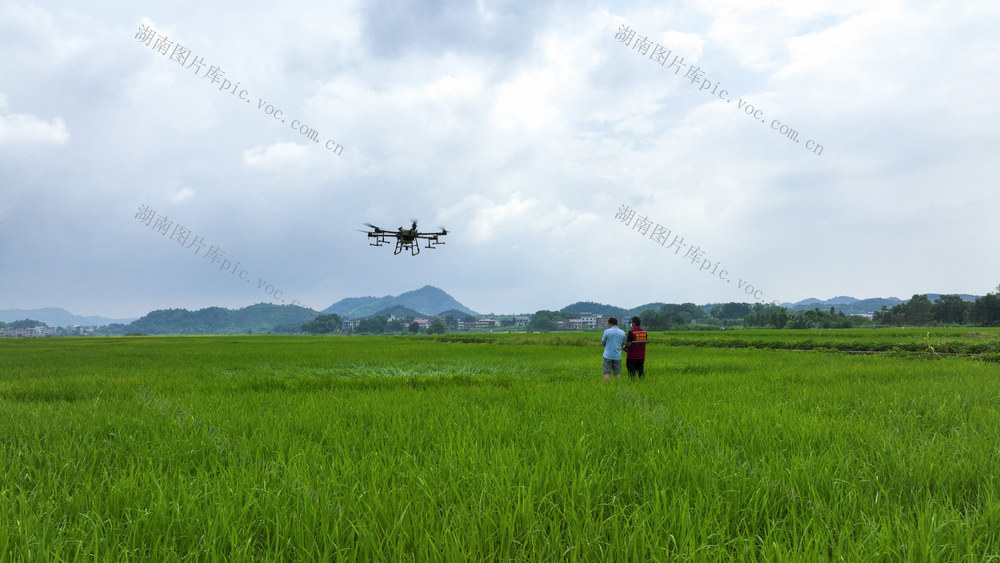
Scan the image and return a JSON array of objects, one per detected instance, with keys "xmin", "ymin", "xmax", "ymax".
[{"xmin": 2, "ymin": 332, "xmax": 999, "ymax": 559}]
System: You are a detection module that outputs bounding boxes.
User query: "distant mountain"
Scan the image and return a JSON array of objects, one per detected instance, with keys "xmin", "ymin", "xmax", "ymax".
[
  {"xmin": 10, "ymin": 292, "xmax": 985, "ymax": 335},
  {"xmin": 322, "ymin": 296, "xmax": 379, "ymax": 316},
  {"xmin": 437, "ymin": 308, "xmax": 475, "ymax": 320},
  {"xmin": 570, "ymin": 298, "xmax": 877, "ymax": 318},
  {"xmin": 330, "ymin": 295, "xmax": 397, "ymax": 318},
  {"xmin": 322, "ymin": 285, "xmax": 477, "ymax": 319},
  {"xmin": 790, "ymin": 296, "xmax": 858, "ymax": 307},
  {"xmin": 785, "ymin": 297, "xmax": 903, "ymax": 315},
  {"xmin": 390, "ymin": 286, "xmax": 477, "ymax": 317},
  {"xmin": 562, "ymin": 301, "xmax": 694, "ymax": 319},
  {"xmin": 783, "ymin": 294, "xmax": 979, "ymax": 315},
  {"xmin": 924, "ymin": 293, "xmax": 979, "ymax": 303},
  {"xmin": 373, "ymin": 305, "xmax": 425, "ymax": 319},
  {"xmin": 126, "ymin": 303, "xmax": 319, "ymax": 335},
  {"xmin": 823, "ymin": 296, "xmax": 858, "ymax": 304},
  {"xmin": 838, "ymin": 298, "xmax": 906, "ymax": 314},
  {"xmin": 0, "ymin": 307, "xmax": 137, "ymax": 327},
  {"xmin": 562, "ymin": 296, "xmax": 940, "ymax": 317}
]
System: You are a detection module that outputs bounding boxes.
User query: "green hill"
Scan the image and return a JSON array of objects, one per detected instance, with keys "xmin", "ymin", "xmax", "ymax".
[
  {"xmin": 321, "ymin": 296, "xmax": 380, "ymax": 316},
  {"xmin": 323, "ymin": 285, "xmax": 477, "ymax": 318},
  {"xmin": 373, "ymin": 305, "xmax": 425, "ymax": 319},
  {"xmin": 126, "ymin": 303, "xmax": 319, "ymax": 335}
]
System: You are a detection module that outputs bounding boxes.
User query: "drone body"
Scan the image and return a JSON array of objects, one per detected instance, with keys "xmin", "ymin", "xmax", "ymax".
[{"xmin": 361, "ymin": 221, "xmax": 447, "ymax": 256}]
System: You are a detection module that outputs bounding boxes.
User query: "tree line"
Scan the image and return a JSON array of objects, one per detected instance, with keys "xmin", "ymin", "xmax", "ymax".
[
  {"xmin": 873, "ymin": 291, "xmax": 1000, "ymax": 327},
  {"xmin": 528, "ymin": 288, "xmax": 1000, "ymax": 331}
]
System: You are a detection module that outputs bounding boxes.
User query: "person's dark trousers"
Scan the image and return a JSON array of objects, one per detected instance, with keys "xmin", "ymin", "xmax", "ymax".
[{"xmin": 626, "ymin": 359, "xmax": 644, "ymax": 378}]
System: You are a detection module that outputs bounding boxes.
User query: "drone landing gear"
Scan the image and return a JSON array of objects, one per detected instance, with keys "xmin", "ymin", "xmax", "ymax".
[{"xmin": 394, "ymin": 241, "xmax": 420, "ymax": 255}]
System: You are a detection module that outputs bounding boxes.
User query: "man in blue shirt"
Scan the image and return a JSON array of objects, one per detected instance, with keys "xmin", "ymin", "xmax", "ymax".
[{"xmin": 601, "ymin": 317, "xmax": 627, "ymax": 382}]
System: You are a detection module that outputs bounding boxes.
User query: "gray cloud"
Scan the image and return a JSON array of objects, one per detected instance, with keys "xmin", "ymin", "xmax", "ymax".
[{"xmin": 1, "ymin": 1, "xmax": 997, "ymax": 318}]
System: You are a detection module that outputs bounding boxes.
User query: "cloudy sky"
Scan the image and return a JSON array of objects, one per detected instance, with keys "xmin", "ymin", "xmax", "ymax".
[{"xmin": 1, "ymin": 0, "xmax": 997, "ymax": 319}]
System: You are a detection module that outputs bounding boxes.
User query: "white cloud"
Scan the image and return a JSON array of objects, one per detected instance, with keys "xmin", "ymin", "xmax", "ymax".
[
  {"xmin": 168, "ymin": 185, "xmax": 196, "ymax": 203},
  {"xmin": 0, "ymin": 91, "xmax": 69, "ymax": 147},
  {"xmin": 491, "ymin": 70, "xmax": 560, "ymax": 131},
  {"xmin": 0, "ymin": 111, "xmax": 69, "ymax": 147},
  {"xmin": 242, "ymin": 142, "xmax": 311, "ymax": 169}
]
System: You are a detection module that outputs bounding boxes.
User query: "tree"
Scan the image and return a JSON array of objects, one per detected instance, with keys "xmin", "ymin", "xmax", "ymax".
[
  {"xmin": 9, "ymin": 319, "xmax": 45, "ymax": 329},
  {"xmin": 98, "ymin": 323, "xmax": 128, "ymax": 336},
  {"xmin": 444, "ymin": 314, "xmax": 457, "ymax": 328},
  {"xmin": 784, "ymin": 314, "xmax": 808, "ymax": 329},
  {"xmin": 711, "ymin": 302, "xmax": 753, "ymax": 320},
  {"xmin": 640, "ymin": 308, "xmax": 671, "ymax": 331},
  {"xmin": 408, "ymin": 321, "xmax": 421, "ymax": 333},
  {"xmin": 907, "ymin": 294, "xmax": 934, "ymax": 325},
  {"xmin": 356, "ymin": 315, "xmax": 388, "ymax": 333},
  {"xmin": 970, "ymin": 293, "xmax": 1000, "ymax": 326},
  {"xmin": 932, "ymin": 294, "xmax": 969, "ymax": 325},
  {"xmin": 660, "ymin": 303, "xmax": 702, "ymax": 325},
  {"xmin": 528, "ymin": 310, "xmax": 560, "ymax": 331},
  {"xmin": 874, "ymin": 304, "xmax": 898, "ymax": 326},
  {"xmin": 301, "ymin": 313, "xmax": 342, "ymax": 334},
  {"xmin": 386, "ymin": 319, "xmax": 406, "ymax": 332},
  {"xmin": 427, "ymin": 319, "xmax": 446, "ymax": 334},
  {"xmin": 769, "ymin": 308, "xmax": 789, "ymax": 329}
]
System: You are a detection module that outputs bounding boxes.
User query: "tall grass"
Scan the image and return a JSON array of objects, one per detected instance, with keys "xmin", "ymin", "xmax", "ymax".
[{"xmin": 2, "ymin": 333, "xmax": 999, "ymax": 559}]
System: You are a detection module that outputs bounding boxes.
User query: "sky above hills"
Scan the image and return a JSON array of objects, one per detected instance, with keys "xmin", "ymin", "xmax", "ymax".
[{"xmin": 2, "ymin": 0, "xmax": 998, "ymax": 318}]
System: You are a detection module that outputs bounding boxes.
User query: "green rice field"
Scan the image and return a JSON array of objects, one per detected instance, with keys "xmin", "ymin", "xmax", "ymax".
[{"xmin": 2, "ymin": 329, "xmax": 1000, "ymax": 560}]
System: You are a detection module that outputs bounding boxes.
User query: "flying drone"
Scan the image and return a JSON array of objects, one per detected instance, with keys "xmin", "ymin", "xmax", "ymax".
[{"xmin": 360, "ymin": 220, "xmax": 448, "ymax": 256}]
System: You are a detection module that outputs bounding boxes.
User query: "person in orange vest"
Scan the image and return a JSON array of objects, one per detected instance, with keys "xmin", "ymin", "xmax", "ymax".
[{"xmin": 623, "ymin": 316, "xmax": 647, "ymax": 378}]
